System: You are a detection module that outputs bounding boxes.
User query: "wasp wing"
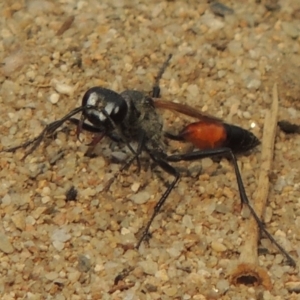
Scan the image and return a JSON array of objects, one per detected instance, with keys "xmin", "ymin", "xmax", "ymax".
[{"xmin": 153, "ymin": 99, "xmax": 223, "ymax": 123}]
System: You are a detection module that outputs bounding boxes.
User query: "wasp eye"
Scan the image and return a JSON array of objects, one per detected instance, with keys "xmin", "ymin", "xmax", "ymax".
[{"xmin": 82, "ymin": 87, "xmax": 128, "ymax": 127}]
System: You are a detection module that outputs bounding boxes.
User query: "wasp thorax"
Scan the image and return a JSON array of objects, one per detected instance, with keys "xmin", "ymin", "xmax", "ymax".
[{"xmin": 81, "ymin": 87, "xmax": 128, "ymax": 128}]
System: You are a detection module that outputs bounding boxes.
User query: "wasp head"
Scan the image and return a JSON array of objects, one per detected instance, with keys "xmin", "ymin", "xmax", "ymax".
[{"xmin": 81, "ymin": 87, "xmax": 128, "ymax": 130}]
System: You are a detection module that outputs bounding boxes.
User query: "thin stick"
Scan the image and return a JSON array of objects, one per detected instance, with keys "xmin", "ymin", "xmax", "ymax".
[
  {"xmin": 241, "ymin": 83, "xmax": 279, "ymax": 264},
  {"xmin": 230, "ymin": 83, "xmax": 280, "ymax": 289}
]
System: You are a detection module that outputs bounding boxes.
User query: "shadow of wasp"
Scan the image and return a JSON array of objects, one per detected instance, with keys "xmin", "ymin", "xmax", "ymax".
[{"xmin": 2, "ymin": 54, "xmax": 295, "ymax": 266}]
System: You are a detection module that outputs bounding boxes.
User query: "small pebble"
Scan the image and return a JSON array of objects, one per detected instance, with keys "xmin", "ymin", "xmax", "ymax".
[
  {"xmin": 11, "ymin": 212, "xmax": 26, "ymax": 230},
  {"xmin": 201, "ymin": 14, "xmax": 225, "ymax": 31},
  {"xmin": 211, "ymin": 241, "xmax": 227, "ymax": 252},
  {"xmin": 215, "ymin": 203, "xmax": 230, "ymax": 214},
  {"xmin": 51, "ymin": 79, "xmax": 76, "ymax": 95},
  {"xmin": 131, "ymin": 182, "xmax": 140, "ymax": 192},
  {"xmin": 246, "ymin": 78, "xmax": 261, "ymax": 90},
  {"xmin": 144, "ymin": 283, "xmax": 158, "ymax": 293},
  {"xmin": 119, "ymin": 232, "xmax": 136, "ymax": 245},
  {"xmin": 201, "ymin": 158, "xmax": 213, "ymax": 169},
  {"xmin": 41, "ymin": 196, "xmax": 51, "ymax": 204},
  {"xmin": 163, "ymin": 285, "xmax": 178, "ymax": 297},
  {"xmin": 26, "ymin": 215, "xmax": 36, "ymax": 225},
  {"xmin": 210, "ymin": 2, "xmax": 234, "ymax": 17},
  {"xmin": 216, "ymin": 279, "xmax": 229, "ymax": 293},
  {"xmin": 263, "ymin": 290, "xmax": 273, "ymax": 300},
  {"xmin": 217, "ymin": 70, "xmax": 226, "ymax": 78},
  {"xmin": 77, "ymin": 255, "xmax": 91, "ymax": 272},
  {"xmin": 68, "ymin": 270, "xmax": 81, "ymax": 282},
  {"xmin": 285, "ymin": 281, "xmax": 300, "ymax": 292},
  {"xmin": 242, "ymin": 111, "xmax": 251, "ymax": 119},
  {"xmin": 130, "ymin": 191, "xmax": 151, "ymax": 204},
  {"xmin": 167, "ymin": 242, "xmax": 184, "ymax": 257},
  {"xmin": 227, "ymin": 40, "xmax": 243, "ymax": 56},
  {"xmin": 65, "ymin": 186, "xmax": 78, "ymax": 201},
  {"xmin": 1, "ymin": 50, "xmax": 26, "ymax": 76},
  {"xmin": 2, "ymin": 194, "xmax": 12, "ymax": 207},
  {"xmin": 182, "ymin": 215, "xmax": 194, "ymax": 229},
  {"xmin": 45, "ymin": 271, "xmax": 59, "ymax": 281},
  {"xmin": 155, "ymin": 269, "xmax": 169, "ymax": 281},
  {"xmin": 282, "ymin": 22, "xmax": 299, "ymax": 39},
  {"xmin": 0, "ymin": 233, "xmax": 14, "ymax": 254},
  {"xmin": 52, "ymin": 240, "xmax": 65, "ymax": 251},
  {"xmin": 48, "ymin": 92, "xmax": 60, "ymax": 104},
  {"xmin": 264, "ymin": 206, "xmax": 273, "ymax": 223},
  {"xmin": 41, "ymin": 186, "xmax": 51, "ymax": 196},
  {"xmin": 139, "ymin": 260, "xmax": 158, "ymax": 275},
  {"xmin": 111, "ymin": 151, "xmax": 127, "ymax": 162},
  {"xmin": 31, "ymin": 207, "xmax": 47, "ymax": 219},
  {"xmin": 152, "ymin": 2, "xmax": 166, "ymax": 18},
  {"xmin": 187, "ymin": 84, "xmax": 199, "ymax": 97},
  {"xmin": 51, "ymin": 228, "xmax": 71, "ymax": 243}
]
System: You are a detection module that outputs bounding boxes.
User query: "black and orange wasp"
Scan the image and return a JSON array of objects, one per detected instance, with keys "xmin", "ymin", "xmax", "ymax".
[{"xmin": 2, "ymin": 54, "xmax": 295, "ymax": 266}]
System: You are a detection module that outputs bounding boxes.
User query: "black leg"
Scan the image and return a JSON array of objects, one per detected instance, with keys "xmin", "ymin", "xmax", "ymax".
[
  {"xmin": 2, "ymin": 106, "xmax": 86, "ymax": 159},
  {"xmin": 166, "ymin": 148, "xmax": 296, "ymax": 266},
  {"xmin": 119, "ymin": 130, "xmax": 146, "ymax": 173},
  {"xmin": 136, "ymin": 151, "xmax": 180, "ymax": 249},
  {"xmin": 167, "ymin": 148, "xmax": 248, "ymax": 206},
  {"xmin": 71, "ymin": 109, "xmax": 140, "ymax": 162},
  {"xmin": 104, "ymin": 131, "xmax": 147, "ymax": 192},
  {"xmin": 101, "ymin": 109, "xmax": 140, "ymax": 163}
]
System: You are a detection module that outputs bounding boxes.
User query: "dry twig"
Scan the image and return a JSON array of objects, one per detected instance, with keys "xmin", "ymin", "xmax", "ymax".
[{"xmin": 230, "ymin": 83, "xmax": 280, "ymax": 289}]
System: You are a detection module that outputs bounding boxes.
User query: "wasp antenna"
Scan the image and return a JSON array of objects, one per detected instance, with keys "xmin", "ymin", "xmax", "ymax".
[
  {"xmin": 2, "ymin": 106, "xmax": 86, "ymax": 158},
  {"xmin": 152, "ymin": 54, "xmax": 172, "ymax": 98}
]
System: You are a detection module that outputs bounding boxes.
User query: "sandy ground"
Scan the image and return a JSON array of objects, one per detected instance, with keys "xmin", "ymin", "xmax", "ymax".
[{"xmin": 1, "ymin": 0, "xmax": 300, "ymax": 299}]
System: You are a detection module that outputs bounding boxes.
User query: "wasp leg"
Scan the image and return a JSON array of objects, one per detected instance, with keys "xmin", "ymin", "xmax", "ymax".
[
  {"xmin": 136, "ymin": 150, "xmax": 180, "ymax": 249},
  {"xmin": 119, "ymin": 130, "xmax": 146, "ymax": 173},
  {"xmin": 166, "ymin": 148, "xmax": 296, "ymax": 267},
  {"xmin": 164, "ymin": 131, "xmax": 185, "ymax": 142},
  {"xmin": 104, "ymin": 131, "xmax": 146, "ymax": 192}
]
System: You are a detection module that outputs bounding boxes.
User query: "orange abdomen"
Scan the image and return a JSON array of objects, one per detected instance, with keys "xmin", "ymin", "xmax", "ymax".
[
  {"xmin": 179, "ymin": 121, "xmax": 260, "ymax": 152},
  {"xmin": 180, "ymin": 121, "xmax": 227, "ymax": 149}
]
